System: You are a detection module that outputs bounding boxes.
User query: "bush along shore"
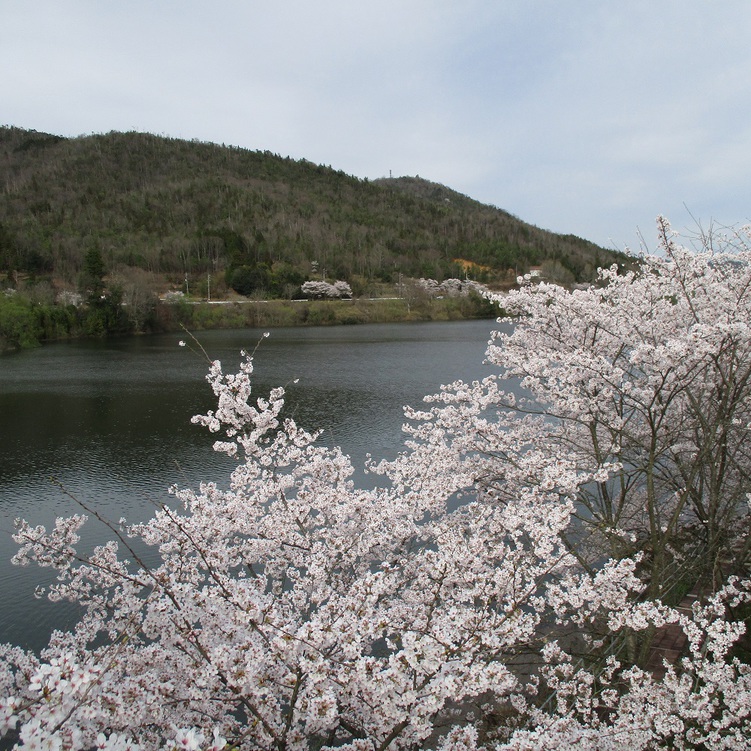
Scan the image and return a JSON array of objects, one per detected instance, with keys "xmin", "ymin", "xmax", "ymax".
[{"xmin": 0, "ymin": 288, "xmax": 498, "ymax": 352}]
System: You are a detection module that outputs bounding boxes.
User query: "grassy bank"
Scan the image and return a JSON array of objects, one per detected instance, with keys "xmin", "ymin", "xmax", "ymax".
[
  {"xmin": 0, "ymin": 292, "xmax": 498, "ymax": 351},
  {"xmin": 157, "ymin": 294, "xmax": 498, "ymax": 332}
]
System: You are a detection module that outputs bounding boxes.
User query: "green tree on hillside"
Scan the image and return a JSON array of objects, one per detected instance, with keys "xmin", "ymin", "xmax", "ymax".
[
  {"xmin": 80, "ymin": 246, "xmax": 106, "ymax": 299},
  {"xmin": 228, "ymin": 264, "xmax": 271, "ymax": 297}
]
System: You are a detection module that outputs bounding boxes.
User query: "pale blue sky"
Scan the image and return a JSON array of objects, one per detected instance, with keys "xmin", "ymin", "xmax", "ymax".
[{"xmin": 3, "ymin": 0, "xmax": 750, "ymax": 249}]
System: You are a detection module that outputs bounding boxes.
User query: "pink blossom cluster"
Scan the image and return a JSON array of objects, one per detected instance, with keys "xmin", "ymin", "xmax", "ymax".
[
  {"xmin": 300, "ymin": 280, "xmax": 352, "ymax": 299},
  {"xmin": 414, "ymin": 278, "xmax": 488, "ymax": 297}
]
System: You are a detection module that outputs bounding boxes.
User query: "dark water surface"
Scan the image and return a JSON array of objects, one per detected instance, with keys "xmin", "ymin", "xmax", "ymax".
[{"xmin": 0, "ymin": 319, "xmax": 503, "ymax": 651}]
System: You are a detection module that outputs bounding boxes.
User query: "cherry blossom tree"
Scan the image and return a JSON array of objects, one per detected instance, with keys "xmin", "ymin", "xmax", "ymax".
[
  {"xmin": 2, "ymin": 219, "xmax": 751, "ymax": 750},
  {"xmin": 402, "ymin": 219, "xmax": 750, "ymax": 588},
  {"xmin": 382, "ymin": 218, "xmax": 751, "ymax": 668},
  {"xmin": 300, "ymin": 280, "xmax": 352, "ymax": 299},
  {"xmin": 414, "ymin": 278, "xmax": 488, "ymax": 298}
]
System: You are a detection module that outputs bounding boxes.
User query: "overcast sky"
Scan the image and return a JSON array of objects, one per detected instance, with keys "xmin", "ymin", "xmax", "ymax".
[{"xmin": 3, "ymin": 1, "xmax": 750, "ymax": 249}]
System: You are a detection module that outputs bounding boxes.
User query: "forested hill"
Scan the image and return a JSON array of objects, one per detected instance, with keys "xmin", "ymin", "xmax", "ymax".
[{"xmin": 0, "ymin": 126, "xmax": 627, "ymax": 292}]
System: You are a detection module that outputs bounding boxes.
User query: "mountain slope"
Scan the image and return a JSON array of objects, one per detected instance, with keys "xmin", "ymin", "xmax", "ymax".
[{"xmin": 0, "ymin": 126, "xmax": 628, "ymax": 291}]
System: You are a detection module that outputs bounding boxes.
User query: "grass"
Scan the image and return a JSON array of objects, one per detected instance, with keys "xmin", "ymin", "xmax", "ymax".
[{"xmin": 157, "ymin": 295, "xmax": 498, "ymax": 333}]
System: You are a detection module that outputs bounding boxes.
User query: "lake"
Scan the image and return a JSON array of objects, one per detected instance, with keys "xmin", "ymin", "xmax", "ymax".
[{"xmin": 0, "ymin": 319, "xmax": 504, "ymax": 652}]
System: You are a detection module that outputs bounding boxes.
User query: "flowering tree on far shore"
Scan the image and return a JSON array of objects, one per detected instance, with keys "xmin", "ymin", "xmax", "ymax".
[
  {"xmin": 300, "ymin": 280, "xmax": 352, "ymax": 299},
  {"xmin": 414, "ymin": 278, "xmax": 488, "ymax": 298},
  {"xmin": 2, "ymin": 218, "xmax": 751, "ymax": 750}
]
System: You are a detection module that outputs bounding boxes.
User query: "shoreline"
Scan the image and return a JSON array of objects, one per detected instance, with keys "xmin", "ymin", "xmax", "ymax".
[{"xmin": 1, "ymin": 295, "xmax": 501, "ymax": 352}]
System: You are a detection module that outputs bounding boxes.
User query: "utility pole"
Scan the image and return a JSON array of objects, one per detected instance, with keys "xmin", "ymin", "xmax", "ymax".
[{"xmin": 207, "ymin": 273, "xmax": 211, "ymax": 302}]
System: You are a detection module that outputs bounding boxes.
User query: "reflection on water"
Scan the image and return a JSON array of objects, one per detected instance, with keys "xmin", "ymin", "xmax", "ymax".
[{"xmin": 0, "ymin": 320, "xmax": 504, "ymax": 651}]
